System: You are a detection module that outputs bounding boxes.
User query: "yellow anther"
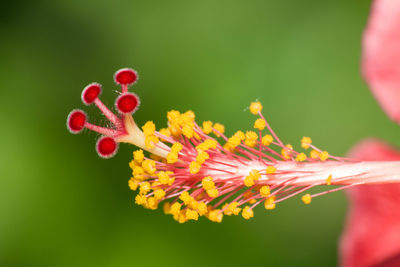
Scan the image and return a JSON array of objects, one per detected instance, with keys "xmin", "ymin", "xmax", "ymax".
[
  {"xmin": 174, "ymin": 210, "xmax": 188, "ymax": 224},
  {"xmin": 202, "ymin": 121, "xmax": 213, "ymax": 134},
  {"xmin": 301, "ymin": 194, "xmax": 312, "ymax": 204},
  {"xmin": 250, "ymin": 101, "xmax": 263, "ymax": 115},
  {"xmin": 266, "ymin": 165, "xmax": 277, "ymax": 174},
  {"xmin": 223, "ymin": 202, "xmax": 241, "ymax": 216},
  {"xmin": 260, "ymin": 185, "xmax": 271, "ymax": 197},
  {"xmin": 202, "ymin": 176, "xmax": 215, "ymax": 190},
  {"xmin": 157, "ymin": 171, "xmax": 170, "ymax": 184},
  {"xmin": 168, "ymin": 123, "xmax": 182, "ymax": 137},
  {"xmin": 163, "ymin": 202, "xmax": 171, "ymax": 214},
  {"xmin": 208, "ymin": 209, "xmax": 223, "ymax": 223},
  {"xmin": 188, "ymin": 199, "xmax": 199, "ymax": 210},
  {"xmin": 281, "ymin": 144, "xmax": 293, "ymax": 160},
  {"xmin": 128, "ymin": 178, "xmax": 139, "ymax": 191},
  {"xmin": 254, "ymin": 118, "xmax": 266, "ymax": 130},
  {"xmin": 142, "ymin": 159, "xmax": 156, "ymax": 174},
  {"xmin": 151, "ymin": 181, "xmax": 161, "ymax": 188},
  {"xmin": 249, "ymin": 199, "xmax": 256, "ymax": 204},
  {"xmin": 167, "ymin": 110, "xmax": 181, "ymax": 123},
  {"xmin": 295, "ymin": 152, "xmax": 307, "ymax": 162},
  {"xmin": 227, "ymin": 136, "xmax": 241, "ymax": 148},
  {"xmin": 249, "ymin": 169, "xmax": 261, "ymax": 180},
  {"xmin": 146, "ymin": 197, "xmax": 158, "ymax": 210},
  {"xmin": 133, "ymin": 149, "xmax": 144, "ymax": 163},
  {"xmin": 182, "ymin": 124, "xmax": 194, "ymax": 138},
  {"xmin": 264, "ymin": 196, "xmax": 276, "ymax": 210},
  {"xmin": 145, "ymin": 135, "xmax": 159, "ymax": 149},
  {"xmin": 132, "ymin": 166, "xmax": 145, "ymax": 180},
  {"xmin": 129, "ymin": 159, "xmax": 139, "ymax": 170},
  {"xmin": 301, "ymin": 136, "xmax": 312, "ymax": 149},
  {"xmin": 242, "ymin": 206, "xmax": 254, "ymax": 220},
  {"xmin": 167, "ymin": 177, "xmax": 175, "ymax": 185},
  {"xmin": 243, "ymin": 191, "xmax": 254, "ymax": 200},
  {"xmin": 204, "ymin": 139, "xmax": 218, "ymax": 149},
  {"xmin": 310, "ymin": 149, "xmax": 320, "ymax": 159},
  {"xmin": 154, "ymin": 189, "xmax": 166, "ymax": 200},
  {"xmin": 139, "ymin": 181, "xmax": 151, "ymax": 194},
  {"xmin": 166, "ymin": 152, "xmax": 178, "ymax": 164},
  {"xmin": 171, "ymin": 142, "xmax": 183, "ymax": 153},
  {"xmin": 135, "ymin": 194, "xmax": 147, "ymax": 205},
  {"xmin": 170, "ymin": 202, "xmax": 181, "ymax": 215},
  {"xmin": 179, "ymin": 191, "xmax": 192, "ymax": 205},
  {"xmin": 319, "ymin": 151, "xmax": 329, "ymax": 161},
  {"xmin": 207, "ymin": 188, "xmax": 219, "ymax": 198},
  {"xmin": 326, "ymin": 175, "xmax": 332, "ymax": 185},
  {"xmin": 213, "ymin": 123, "xmax": 225, "ymax": 137},
  {"xmin": 189, "ymin": 161, "xmax": 201, "ymax": 174},
  {"xmin": 159, "ymin": 128, "xmax": 171, "ymax": 138},
  {"xmin": 245, "ymin": 131, "xmax": 258, "ymax": 147},
  {"xmin": 196, "ymin": 151, "xmax": 209, "ymax": 164},
  {"xmin": 184, "ymin": 110, "xmax": 195, "ymax": 120},
  {"xmin": 197, "ymin": 202, "xmax": 208, "ymax": 216},
  {"xmin": 234, "ymin": 130, "xmax": 245, "ymax": 140},
  {"xmin": 244, "ymin": 176, "xmax": 255, "ymax": 187},
  {"xmin": 262, "ymin": 134, "xmax": 273, "ymax": 146},
  {"xmin": 186, "ymin": 209, "xmax": 199, "ymax": 220},
  {"xmin": 142, "ymin": 121, "xmax": 156, "ymax": 136}
]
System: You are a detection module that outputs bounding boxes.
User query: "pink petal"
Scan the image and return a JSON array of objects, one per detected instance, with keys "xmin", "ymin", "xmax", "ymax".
[
  {"xmin": 340, "ymin": 138, "xmax": 400, "ymax": 267},
  {"xmin": 362, "ymin": 0, "xmax": 400, "ymax": 123}
]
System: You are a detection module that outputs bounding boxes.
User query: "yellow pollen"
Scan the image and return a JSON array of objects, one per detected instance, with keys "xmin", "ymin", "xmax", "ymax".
[
  {"xmin": 186, "ymin": 209, "xmax": 199, "ymax": 221},
  {"xmin": 254, "ymin": 118, "xmax": 266, "ymax": 130},
  {"xmin": 128, "ymin": 178, "xmax": 139, "ymax": 191},
  {"xmin": 202, "ymin": 176, "xmax": 215, "ymax": 190},
  {"xmin": 295, "ymin": 152, "xmax": 307, "ymax": 162},
  {"xmin": 189, "ymin": 161, "xmax": 201, "ymax": 174},
  {"xmin": 245, "ymin": 131, "xmax": 258, "ymax": 147},
  {"xmin": 249, "ymin": 199, "xmax": 257, "ymax": 204},
  {"xmin": 167, "ymin": 110, "xmax": 181, "ymax": 123},
  {"xmin": 171, "ymin": 142, "xmax": 183, "ymax": 153},
  {"xmin": 301, "ymin": 194, "xmax": 312, "ymax": 204},
  {"xmin": 262, "ymin": 134, "xmax": 273, "ymax": 146},
  {"xmin": 157, "ymin": 171, "xmax": 170, "ymax": 184},
  {"xmin": 133, "ymin": 149, "xmax": 144, "ymax": 163},
  {"xmin": 319, "ymin": 151, "xmax": 329, "ymax": 161},
  {"xmin": 197, "ymin": 202, "xmax": 208, "ymax": 216},
  {"xmin": 260, "ymin": 185, "xmax": 271, "ymax": 197},
  {"xmin": 281, "ymin": 144, "xmax": 293, "ymax": 160},
  {"xmin": 249, "ymin": 169, "xmax": 261, "ymax": 180},
  {"xmin": 154, "ymin": 189, "xmax": 166, "ymax": 200},
  {"xmin": 139, "ymin": 182, "xmax": 151, "ymax": 194},
  {"xmin": 207, "ymin": 188, "xmax": 219, "ymax": 198},
  {"xmin": 132, "ymin": 166, "xmax": 145, "ymax": 180},
  {"xmin": 202, "ymin": 121, "xmax": 213, "ymax": 134},
  {"xmin": 266, "ymin": 165, "xmax": 276, "ymax": 174},
  {"xmin": 145, "ymin": 135, "xmax": 159, "ymax": 149},
  {"xmin": 250, "ymin": 101, "xmax": 263, "ymax": 115},
  {"xmin": 159, "ymin": 128, "xmax": 171, "ymax": 138},
  {"xmin": 242, "ymin": 206, "xmax": 254, "ymax": 220},
  {"xmin": 196, "ymin": 151, "xmax": 209, "ymax": 164},
  {"xmin": 227, "ymin": 135, "xmax": 241, "ymax": 148},
  {"xmin": 179, "ymin": 191, "xmax": 192, "ymax": 205},
  {"xmin": 301, "ymin": 136, "xmax": 312, "ymax": 149},
  {"xmin": 326, "ymin": 175, "xmax": 332, "ymax": 185},
  {"xmin": 213, "ymin": 123, "xmax": 225, "ymax": 137},
  {"xmin": 146, "ymin": 197, "xmax": 158, "ymax": 210},
  {"xmin": 166, "ymin": 152, "xmax": 178, "ymax": 164},
  {"xmin": 170, "ymin": 202, "xmax": 181, "ymax": 215},
  {"xmin": 142, "ymin": 159, "xmax": 156, "ymax": 174},
  {"xmin": 244, "ymin": 176, "xmax": 255, "ymax": 187},
  {"xmin": 234, "ymin": 131, "xmax": 245, "ymax": 140},
  {"xmin": 182, "ymin": 124, "xmax": 194, "ymax": 138},
  {"xmin": 163, "ymin": 202, "xmax": 171, "ymax": 214},
  {"xmin": 264, "ymin": 196, "xmax": 276, "ymax": 210},
  {"xmin": 142, "ymin": 121, "xmax": 156, "ymax": 136},
  {"xmin": 208, "ymin": 209, "xmax": 223, "ymax": 223},
  {"xmin": 135, "ymin": 194, "xmax": 147, "ymax": 205},
  {"xmin": 310, "ymin": 149, "xmax": 320, "ymax": 159}
]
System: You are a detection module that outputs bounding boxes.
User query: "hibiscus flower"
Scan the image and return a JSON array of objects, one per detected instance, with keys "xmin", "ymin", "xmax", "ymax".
[{"xmin": 340, "ymin": 0, "xmax": 400, "ymax": 266}]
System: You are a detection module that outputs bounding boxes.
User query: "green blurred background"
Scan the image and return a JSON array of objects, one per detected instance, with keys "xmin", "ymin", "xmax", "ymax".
[{"xmin": 1, "ymin": 0, "xmax": 399, "ymax": 266}]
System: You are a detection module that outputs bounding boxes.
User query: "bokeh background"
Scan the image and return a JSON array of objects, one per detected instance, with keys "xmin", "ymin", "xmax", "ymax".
[{"xmin": 1, "ymin": 0, "xmax": 399, "ymax": 266}]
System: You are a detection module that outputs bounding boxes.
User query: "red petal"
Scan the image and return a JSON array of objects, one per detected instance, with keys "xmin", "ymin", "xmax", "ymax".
[
  {"xmin": 362, "ymin": 0, "xmax": 400, "ymax": 123},
  {"xmin": 340, "ymin": 138, "xmax": 400, "ymax": 267}
]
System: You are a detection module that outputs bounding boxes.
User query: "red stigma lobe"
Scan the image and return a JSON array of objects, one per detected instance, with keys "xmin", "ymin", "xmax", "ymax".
[
  {"xmin": 114, "ymin": 68, "xmax": 138, "ymax": 86},
  {"xmin": 96, "ymin": 137, "xmax": 118, "ymax": 158},
  {"xmin": 116, "ymin": 93, "xmax": 140, "ymax": 114},
  {"xmin": 82, "ymin": 83, "xmax": 102, "ymax": 105},
  {"xmin": 67, "ymin": 110, "xmax": 87, "ymax": 134}
]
